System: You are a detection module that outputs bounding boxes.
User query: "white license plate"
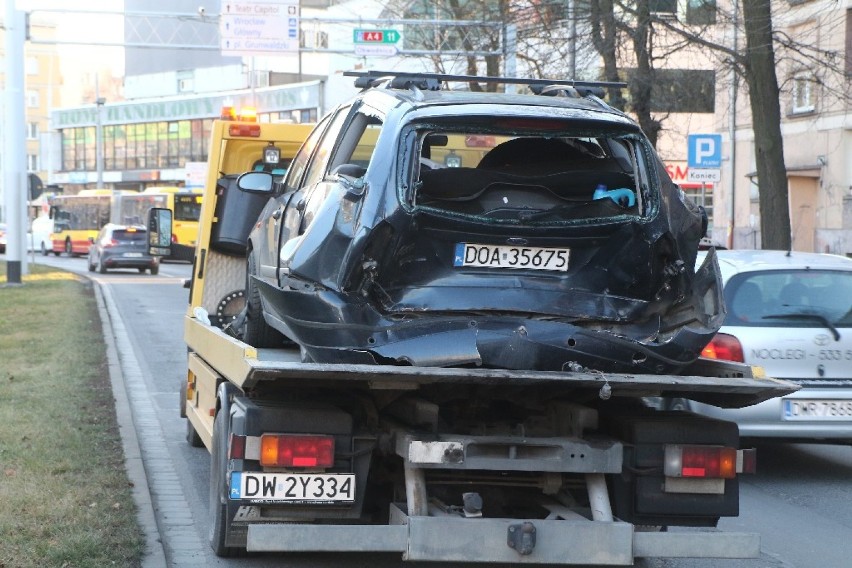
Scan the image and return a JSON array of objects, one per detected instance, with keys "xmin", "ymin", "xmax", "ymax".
[
  {"xmin": 783, "ymin": 399, "xmax": 852, "ymax": 421},
  {"xmin": 123, "ymin": 252, "xmax": 143, "ymax": 257},
  {"xmin": 229, "ymin": 472, "xmax": 355, "ymax": 502},
  {"xmin": 454, "ymin": 243, "xmax": 569, "ymax": 271}
]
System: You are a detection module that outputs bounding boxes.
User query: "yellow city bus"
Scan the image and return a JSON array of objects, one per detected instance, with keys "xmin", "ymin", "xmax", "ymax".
[
  {"xmin": 48, "ymin": 189, "xmax": 118, "ymax": 256},
  {"xmin": 141, "ymin": 186, "xmax": 204, "ymax": 262}
]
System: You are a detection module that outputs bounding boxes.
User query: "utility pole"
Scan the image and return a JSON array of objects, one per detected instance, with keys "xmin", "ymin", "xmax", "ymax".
[{"xmin": 3, "ymin": 0, "xmax": 27, "ymax": 283}]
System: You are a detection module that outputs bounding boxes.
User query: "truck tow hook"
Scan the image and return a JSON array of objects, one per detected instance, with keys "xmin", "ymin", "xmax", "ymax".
[{"xmin": 507, "ymin": 521, "xmax": 536, "ymax": 555}]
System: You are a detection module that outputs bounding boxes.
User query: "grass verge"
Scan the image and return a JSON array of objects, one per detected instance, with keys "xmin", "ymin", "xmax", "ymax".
[{"xmin": 0, "ymin": 263, "xmax": 144, "ymax": 568}]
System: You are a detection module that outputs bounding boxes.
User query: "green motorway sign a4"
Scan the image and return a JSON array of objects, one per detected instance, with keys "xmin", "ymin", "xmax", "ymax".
[{"xmin": 354, "ymin": 29, "xmax": 401, "ymax": 44}]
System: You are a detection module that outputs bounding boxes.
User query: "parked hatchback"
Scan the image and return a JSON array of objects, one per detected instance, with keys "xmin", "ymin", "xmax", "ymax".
[
  {"xmin": 670, "ymin": 249, "xmax": 852, "ymax": 442},
  {"xmin": 87, "ymin": 224, "xmax": 159, "ymax": 275}
]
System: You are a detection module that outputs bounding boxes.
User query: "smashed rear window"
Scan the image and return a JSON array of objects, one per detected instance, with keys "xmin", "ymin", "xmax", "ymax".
[{"xmin": 408, "ymin": 121, "xmax": 651, "ymax": 224}]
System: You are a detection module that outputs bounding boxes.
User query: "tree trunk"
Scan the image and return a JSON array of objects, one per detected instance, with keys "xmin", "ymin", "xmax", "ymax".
[
  {"xmin": 590, "ymin": 0, "xmax": 625, "ymax": 110},
  {"xmin": 741, "ymin": 0, "xmax": 791, "ymax": 250},
  {"xmin": 629, "ymin": 1, "xmax": 661, "ymax": 147}
]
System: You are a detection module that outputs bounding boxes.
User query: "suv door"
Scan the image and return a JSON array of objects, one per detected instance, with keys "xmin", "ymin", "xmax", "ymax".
[{"xmin": 252, "ymin": 112, "xmax": 335, "ymax": 284}]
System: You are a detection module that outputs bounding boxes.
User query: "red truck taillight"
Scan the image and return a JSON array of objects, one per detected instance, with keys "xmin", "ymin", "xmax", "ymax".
[
  {"xmin": 664, "ymin": 444, "xmax": 755, "ymax": 479},
  {"xmin": 259, "ymin": 434, "xmax": 335, "ymax": 468}
]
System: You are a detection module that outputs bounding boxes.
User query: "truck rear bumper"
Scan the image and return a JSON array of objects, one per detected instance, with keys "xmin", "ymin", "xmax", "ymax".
[{"xmin": 245, "ymin": 505, "xmax": 759, "ymax": 564}]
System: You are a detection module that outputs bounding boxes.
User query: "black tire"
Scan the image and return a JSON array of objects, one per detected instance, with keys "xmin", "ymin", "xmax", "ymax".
[
  {"xmin": 150, "ymin": 265, "xmax": 159, "ymax": 276},
  {"xmin": 209, "ymin": 411, "xmax": 245, "ymax": 556},
  {"xmin": 186, "ymin": 419, "xmax": 204, "ymax": 448},
  {"xmin": 242, "ymin": 253, "xmax": 285, "ymax": 347}
]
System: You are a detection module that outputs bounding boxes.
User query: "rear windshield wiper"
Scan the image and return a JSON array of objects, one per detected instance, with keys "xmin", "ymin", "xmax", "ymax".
[{"xmin": 762, "ymin": 313, "xmax": 841, "ymax": 341}]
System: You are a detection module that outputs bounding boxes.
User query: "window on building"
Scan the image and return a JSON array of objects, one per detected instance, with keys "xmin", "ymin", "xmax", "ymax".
[
  {"xmin": 26, "ymin": 56, "xmax": 39, "ymax": 75},
  {"xmin": 26, "ymin": 90, "xmax": 39, "ymax": 108},
  {"xmin": 686, "ymin": 0, "xmax": 716, "ymax": 25},
  {"xmin": 27, "ymin": 154, "xmax": 39, "ymax": 172},
  {"xmin": 846, "ymin": 9, "xmax": 852, "ymax": 78},
  {"xmin": 792, "ymin": 73, "xmax": 815, "ymax": 114},
  {"xmin": 683, "ymin": 186, "xmax": 714, "ymax": 233},
  {"xmin": 27, "ymin": 122, "xmax": 39, "ymax": 140},
  {"xmin": 177, "ymin": 70, "xmax": 194, "ymax": 93},
  {"xmin": 624, "ymin": 68, "xmax": 715, "ymax": 113},
  {"xmin": 650, "ymin": 0, "xmax": 677, "ymax": 16}
]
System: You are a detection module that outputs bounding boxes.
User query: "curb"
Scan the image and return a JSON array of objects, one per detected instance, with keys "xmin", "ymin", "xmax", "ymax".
[{"xmin": 93, "ymin": 283, "xmax": 168, "ymax": 568}]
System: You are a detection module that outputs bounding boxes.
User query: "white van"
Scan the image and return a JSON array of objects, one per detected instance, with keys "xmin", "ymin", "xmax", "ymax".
[{"xmin": 28, "ymin": 215, "xmax": 54, "ymax": 253}]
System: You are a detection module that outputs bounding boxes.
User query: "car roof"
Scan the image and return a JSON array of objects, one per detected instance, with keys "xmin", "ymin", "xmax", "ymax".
[
  {"xmin": 349, "ymin": 71, "xmax": 639, "ymax": 130},
  {"xmin": 700, "ymin": 249, "xmax": 852, "ymax": 275}
]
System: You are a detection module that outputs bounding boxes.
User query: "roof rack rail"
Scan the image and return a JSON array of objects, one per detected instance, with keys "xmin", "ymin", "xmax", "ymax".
[{"xmin": 343, "ymin": 70, "xmax": 627, "ymax": 94}]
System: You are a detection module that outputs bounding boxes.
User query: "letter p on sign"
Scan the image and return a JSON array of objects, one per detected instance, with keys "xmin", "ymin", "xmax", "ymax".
[{"xmin": 687, "ymin": 134, "xmax": 722, "ymax": 168}]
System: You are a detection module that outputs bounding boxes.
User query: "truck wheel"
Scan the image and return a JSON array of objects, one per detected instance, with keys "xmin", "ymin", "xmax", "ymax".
[
  {"xmin": 186, "ymin": 419, "xmax": 204, "ymax": 448},
  {"xmin": 209, "ymin": 411, "xmax": 245, "ymax": 556},
  {"xmin": 243, "ymin": 252, "xmax": 285, "ymax": 348}
]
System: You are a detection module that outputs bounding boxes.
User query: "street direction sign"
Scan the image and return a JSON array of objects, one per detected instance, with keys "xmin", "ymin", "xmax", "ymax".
[
  {"xmin": 687, "ymin": 133, "xmax": 722, "ymax": 168},
  {"xmin": 220, "ymin": 0, "xmax": 300, "ymax": 56},
  {"xmin": 353, "ymin": 29, "xmax": 401, "ymax": 44}
]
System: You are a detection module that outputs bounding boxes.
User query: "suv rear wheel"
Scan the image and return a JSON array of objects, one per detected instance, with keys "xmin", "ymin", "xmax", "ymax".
[{"xmin": 242, "ymin": 252, "xmax": 285, "ymax": 347}]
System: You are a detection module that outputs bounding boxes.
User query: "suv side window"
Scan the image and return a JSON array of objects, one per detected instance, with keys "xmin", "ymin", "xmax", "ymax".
[
  {"xmin": 301, "ymin": 108, "xmax": 352, "ymax": 188},
  {"xmin": 327, "ymin": 110, "xmax": 383, "ymax": 174},
  {"xmin": 282, "ymin": 112, "xmax": 334, "ymax": 192}
]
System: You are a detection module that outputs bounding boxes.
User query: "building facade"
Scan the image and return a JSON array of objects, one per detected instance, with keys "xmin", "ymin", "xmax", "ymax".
[
  {"xmin": 707, "ymin": 1, "xmax": 851, "ymax": 255},
  {"xmin": 48, "ymin": 81, "xmax": 323, "ymax": 191}
]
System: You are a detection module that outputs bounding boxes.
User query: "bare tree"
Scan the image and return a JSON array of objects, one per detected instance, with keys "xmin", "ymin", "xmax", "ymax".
[{"xmin": 739, "ymin": 0, "xmax": 789, "ymax": 250}]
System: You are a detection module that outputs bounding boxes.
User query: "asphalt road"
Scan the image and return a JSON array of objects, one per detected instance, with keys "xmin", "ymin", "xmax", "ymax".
[{"xmin": 9, "ymin": 253, "xmax": 852, "ymax": 567}]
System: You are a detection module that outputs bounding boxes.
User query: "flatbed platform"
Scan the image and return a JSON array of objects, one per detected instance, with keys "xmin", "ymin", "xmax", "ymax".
[{"xmin": 186, "ymin": 316, "xmax": 797, "ymax": 408}]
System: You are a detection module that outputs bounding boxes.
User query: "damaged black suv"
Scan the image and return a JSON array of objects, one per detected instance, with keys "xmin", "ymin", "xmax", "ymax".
[{"xmin": 240, "ymin": 71, "xmax": 723, "ymax": 374}]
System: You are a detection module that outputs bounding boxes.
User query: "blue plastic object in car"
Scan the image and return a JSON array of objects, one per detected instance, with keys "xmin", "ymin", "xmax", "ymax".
[{"xmin": 593, "ymin": 184, "xmax": 635, "ymax": 207}]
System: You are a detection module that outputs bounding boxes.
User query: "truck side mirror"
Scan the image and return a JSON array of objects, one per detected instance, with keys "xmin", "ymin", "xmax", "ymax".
[
  {"xmin": 236, "ymin": 171, "xmax": 274, "ymax": 194},
  {"xmin": 147, "ymin": 207, "xmax": 173, "ymax": 256}
]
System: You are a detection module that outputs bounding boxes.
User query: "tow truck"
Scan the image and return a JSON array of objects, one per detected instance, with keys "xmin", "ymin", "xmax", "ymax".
[{"xmin": 147, "ymin": 98, "xmax": 798, "ymax": 564}]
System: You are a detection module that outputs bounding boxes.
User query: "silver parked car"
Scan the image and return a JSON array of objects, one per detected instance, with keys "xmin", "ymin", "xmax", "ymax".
[{"xmin": 670, "ymin": 249, "xmax": 852, "ymax": 442}]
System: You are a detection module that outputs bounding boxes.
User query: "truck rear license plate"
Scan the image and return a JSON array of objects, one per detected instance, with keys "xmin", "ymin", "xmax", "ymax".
[
  {"xmin": 783, "ymin": 399, "xmax": 852, "ymax": 421},
  {"xmin": 454, "ymin": 243, "xmax": 569, "ymax": 271},
  {"xmin": 229, "ymin": 472, "xmax": 355, "ymax": 502}
]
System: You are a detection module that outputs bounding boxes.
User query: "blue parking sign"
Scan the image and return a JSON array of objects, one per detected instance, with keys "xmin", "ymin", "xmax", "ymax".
[{"xmin": 687, "ymin": 134, "xmax": 722, "ymax": 168}]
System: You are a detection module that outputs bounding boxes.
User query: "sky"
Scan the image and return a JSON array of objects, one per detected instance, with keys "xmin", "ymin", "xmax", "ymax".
[{"xmin": 15, "ymin": 0, "xmax": 126, "ymax": 97}]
